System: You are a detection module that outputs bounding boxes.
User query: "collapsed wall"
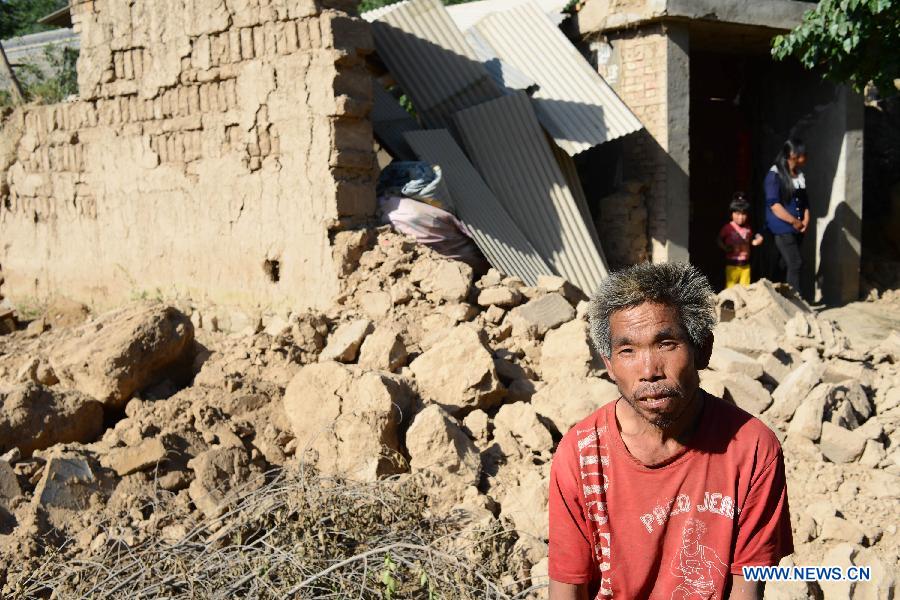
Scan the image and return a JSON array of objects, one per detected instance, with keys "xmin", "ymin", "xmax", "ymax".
[{"xmin": 0, "ymin": 0, "xmax": 376, "ymax": 313}]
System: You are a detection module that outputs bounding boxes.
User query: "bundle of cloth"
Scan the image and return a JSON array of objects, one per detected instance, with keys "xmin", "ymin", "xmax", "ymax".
[{"xmin": 376, "ymin": 161, "xmax": 487, "ymax": 273}]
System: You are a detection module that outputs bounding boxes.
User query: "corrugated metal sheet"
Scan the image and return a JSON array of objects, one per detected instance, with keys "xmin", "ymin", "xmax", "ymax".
[
  {"xmin": 551, "ymin": 140, "xmax": 611, "ymax": 267},
  {"xmin": 360, "ymin": 2, "xmax": 408, "ymax": 22},
  {"xmin": 473, "ymin": 3, "xmax": 642, "ymax": 155},
  {"xmin": 454, "ymin": 93, "xmax": 609, "ymax": 294},
  {"xmin": 366, "ymin": 0, "xmax": 502, "ymax": 129},
  {"xmin": 446, "ymin": 0, "xmax": 570, "ymax": 30},
  {"xmin": 465, "ymin": 29, "xmax": 536, "ymax": 92},
  {"xmin": 372, "ymin": 85, "xmax": 421, "ymax": 159},
  {"xmin": 404, "ymin": 129, "xmax": 552, "ymax": 285}
]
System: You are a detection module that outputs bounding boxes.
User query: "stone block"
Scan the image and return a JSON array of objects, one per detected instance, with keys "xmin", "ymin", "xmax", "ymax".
[
  {"xmin": 48, "ymin": 305, "xmax": 194, "ymax": 409},
  {"xmin": 283, "ymin": 363, "xmax": 408, "ymax": 480},
  {"xmin": 854, "ymin": 416, "xmax": 884, "ymax": 441},
  {"xmin": 409, "ymin": 258, "xmax": 473, "ymax": 303},
  {"xmin": 859, "ymin": 439, "xmax": 887, "ymax": 467},
  {"xmin": 853, "ymin": 547, "xmax": 897, "ymax": 600},
  {"xmin": 406, "ymin": 404, "xmax": 480, "ymax": 489},
  {"xmin": 100, "ymin": 437, "xmax": 167, "ymax": 476},
  {"xmin": 767, "ymin": 361, "xmax": 826, "ymax": 421},
  {"xmin": 820, "ymin": 543, "xmax": 859, "ymax": 600},
  {"xmin": 0, "ymin": 384, "xmax": 104, "ymax": 458},
  {"xmin": 319, "ymin": 319, "xmax": 372, "ymax": 363},
  {"xmin": 188, "ymin": 445, "xmax": 263, "ymax": 518},
  {"xmin": 0, "ymin": 460, "xmax": 21, "ymax": 505},
  {"xmin": 477, "ymin": 286, "xmax": 523, "ymax": 308},
  {"xmin": 494, "ymin": 402, "xmax": 552, "ymax": 454},
  {"xmin": 838, "ymin": 380, "xmax": 873, "ymax": 421},
  {"xmin": 358, "ymin": 291, "xmax": 392, "ymax": 319},
  {"xmin": 462, "ymin": 409, "xmax": 489, "ymax": 442},
  {"xmin": 410, "ymin": 325, "xmax": 504, "ymax": 415},
  {"xmin": 721, "ymin": 373, "xmax": 772, "ymax": 415},
  {"xmin": 819, "ymin": 516, "xmax": 865, "ymax": 545},
  {"xmin": 33, "ymin": 455, "xmax": 98, "ymax": 509},
  {"xmin": 535, "ymin": 275, "xmax": 584, "ymax": 304},
  {"xmin": 478, "ymin": 268, "xmax": 502, "ymax": 288},
  {"xmin": 786, "ymin": 384, "xmax": 830, "ymax": 441},
  {"xmin": 533, "ymin": 376, "xmax": 619, "ymax": 435},
  {"xmin": 357, "ymin": 325, "xmax": 408, "ymax": 372},
  {"xmin": 507, "ymin": 293, "xmax": 575, "ymax": 340},
  {"xmin": 713, "ymin": 320, "xmax": 780, "ymax": 356},
  {"xmin": 699, "ymin": 370, "xmax": 727, "ymax": 399},
  {"xmin": 507, "ymin": 378, "xmax": 540, "ymax": 403},
  {"xmin": 335, "ymin": 180, "xmax": 376, "ymax": 217},
  {"xmin": 540, "ymin": 320, "xmax": 593, "ymax": 382},
  {"xmin": 709, "ymin": 346, "xmax": 764, "ymax": 379},
  {"xmin": 819, "ymin": 422, "xmax": 867, "ymax": 463},
  {"xmin": 757, "ymin": 350, "xmax": 795, "ymax": 384}
]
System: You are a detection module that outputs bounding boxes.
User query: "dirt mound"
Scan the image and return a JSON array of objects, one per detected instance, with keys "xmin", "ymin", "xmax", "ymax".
[{"xmin": 0, "ymin": 229, "xmax": 897, "ymax": 598}]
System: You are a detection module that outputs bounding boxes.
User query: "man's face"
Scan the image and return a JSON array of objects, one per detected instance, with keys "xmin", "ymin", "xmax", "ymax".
[{"xmin": 601, "ymin": 302, "xmax": 705, "ymax": 429}]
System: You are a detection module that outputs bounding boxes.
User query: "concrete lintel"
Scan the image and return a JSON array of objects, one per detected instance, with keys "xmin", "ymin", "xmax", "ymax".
[{"xmin": 576, "ymin": 0, "xmax": 814, "ymax": 37}]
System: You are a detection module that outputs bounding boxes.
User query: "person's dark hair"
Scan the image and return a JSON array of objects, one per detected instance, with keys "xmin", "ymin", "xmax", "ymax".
[
  {"xmin": 587, "ymin": 263, "xmax": 717, "ymax": 358},
  {"xmin": 774, "ymin": 138, "xmax": 806, "ymax": 203},
  {"xmin": 730, "ymin": 191, "xmax": 750, "ymax": 212}
]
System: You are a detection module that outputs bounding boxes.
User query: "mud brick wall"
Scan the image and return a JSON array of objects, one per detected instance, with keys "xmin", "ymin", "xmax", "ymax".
[{"xmin": 0, "ymin": 0, "xmax": 376, "ymax": 312}]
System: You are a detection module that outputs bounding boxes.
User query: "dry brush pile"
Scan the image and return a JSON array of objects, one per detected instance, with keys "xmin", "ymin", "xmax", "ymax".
[{"xmin": 0, "ymin": 227, "xmax": 898, "ymax": 599}]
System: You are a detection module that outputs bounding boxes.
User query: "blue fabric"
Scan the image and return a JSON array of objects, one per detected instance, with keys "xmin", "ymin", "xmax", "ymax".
[
  {"xmin": 764, "ymin": 170, "xmax": 807, "ymax": 235},
  {"xmin": 376, "ymin": 161, "xmax": 442, "ymax": 202}
]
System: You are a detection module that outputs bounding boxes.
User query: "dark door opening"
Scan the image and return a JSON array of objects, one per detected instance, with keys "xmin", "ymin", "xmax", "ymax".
[{"xmin": 689, "ymin": 52, "xmax": 763, "ymax": 291}]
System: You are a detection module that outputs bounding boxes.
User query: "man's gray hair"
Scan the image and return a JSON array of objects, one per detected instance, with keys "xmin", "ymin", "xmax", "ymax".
[{"xmin": 587, "ymin": 262, "xmax": 717, "ymax": 357}]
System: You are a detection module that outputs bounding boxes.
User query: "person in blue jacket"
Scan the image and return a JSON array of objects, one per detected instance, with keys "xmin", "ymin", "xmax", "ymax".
[{"xmin": 764, "ymin": 139, "xmax": 810, "ymax": 297}]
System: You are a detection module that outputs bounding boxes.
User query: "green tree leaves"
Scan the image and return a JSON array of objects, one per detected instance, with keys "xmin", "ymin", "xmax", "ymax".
[
  {"xmin": 0, "ymin": 0, "xmax": 67, "ymax": 39},
  {"xmin": 772, "ymin": 0, "xmax": 900, "ymax": 95}
]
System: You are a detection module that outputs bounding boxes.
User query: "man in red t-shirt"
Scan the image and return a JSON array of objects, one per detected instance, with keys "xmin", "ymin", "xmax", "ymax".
[{"xmin": 548, "ymin": 263, "xmax": 792, "ymax": 600}]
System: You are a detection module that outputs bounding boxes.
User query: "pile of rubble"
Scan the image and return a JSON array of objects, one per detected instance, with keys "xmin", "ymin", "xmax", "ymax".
[{"xmin": 0, "ymin": 228, "xmax": 897, "ymax": 598}]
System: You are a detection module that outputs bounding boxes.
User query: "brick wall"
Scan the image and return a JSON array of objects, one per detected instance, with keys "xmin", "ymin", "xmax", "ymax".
[
  {"xmin": 597, "ymin": 24, "xmax": 690, "ymax": 262},
  {"xmin": 0, "ymin": 0, "xmax": 375, "ymax": 312},
  {"xmin": 595, "ymin": 181, "xmax": 650, "ymax": 269}
]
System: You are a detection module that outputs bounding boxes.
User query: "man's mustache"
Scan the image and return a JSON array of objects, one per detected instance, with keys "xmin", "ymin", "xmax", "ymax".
[{"xmin": 632, "ymin": 383, "xmax": 683, "ymax": 400}]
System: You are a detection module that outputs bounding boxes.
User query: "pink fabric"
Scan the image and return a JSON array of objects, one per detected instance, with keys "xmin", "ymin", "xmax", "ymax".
[{"xmin": 378, "ymin": 196, "xmax": 484, "ymax": 268}]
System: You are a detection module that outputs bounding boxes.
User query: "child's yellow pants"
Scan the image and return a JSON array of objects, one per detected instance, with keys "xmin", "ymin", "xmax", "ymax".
[{"xmin": 725, "ymin": 265, "xmax": 751, "ymax": 288}]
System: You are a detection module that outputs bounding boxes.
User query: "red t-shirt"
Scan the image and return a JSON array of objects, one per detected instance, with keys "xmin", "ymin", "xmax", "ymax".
[
  {"xmin": 548, "ymin": 394, "xmax": 792, "ymax": 598},
  {"xmin": 719, "ymin": 221, "xmax": 753, "ymax": 263}
]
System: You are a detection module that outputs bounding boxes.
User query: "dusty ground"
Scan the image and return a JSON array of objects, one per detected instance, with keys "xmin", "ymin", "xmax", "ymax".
[{"xmin": 0, "ymin": 229, "xmax": 897, "ymax": 598}]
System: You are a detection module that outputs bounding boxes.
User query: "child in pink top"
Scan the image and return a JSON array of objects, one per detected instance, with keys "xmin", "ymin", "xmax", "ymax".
[{"xmin": 717, "ymin": 192, "xmax": 763, "ymax": 288}]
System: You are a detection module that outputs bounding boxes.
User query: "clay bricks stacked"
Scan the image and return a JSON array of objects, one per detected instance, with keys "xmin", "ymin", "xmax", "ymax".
[
  {"xmin": 600, "ymin": 27, "xmax": 671, "ymax": 262},
  {"xmin": 595, "ymin": 182, "xmax": 650, "ymax": 269}
]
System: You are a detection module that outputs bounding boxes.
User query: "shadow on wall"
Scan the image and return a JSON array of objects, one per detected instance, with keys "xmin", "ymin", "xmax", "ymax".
[
  {"xmin": 619, "ymin": 128, "xmax": 686, "ymax": 263},
  {"xmin": 817, "ymin": 201, "xmax": 861, "ymax": 304},
  {"xmin": 752, "ymin": 64, "xmax": 851, "ymax": 305},
  {"xmin": 801, "ymin": 86, "xmax": 847, "ymax": 304}
]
